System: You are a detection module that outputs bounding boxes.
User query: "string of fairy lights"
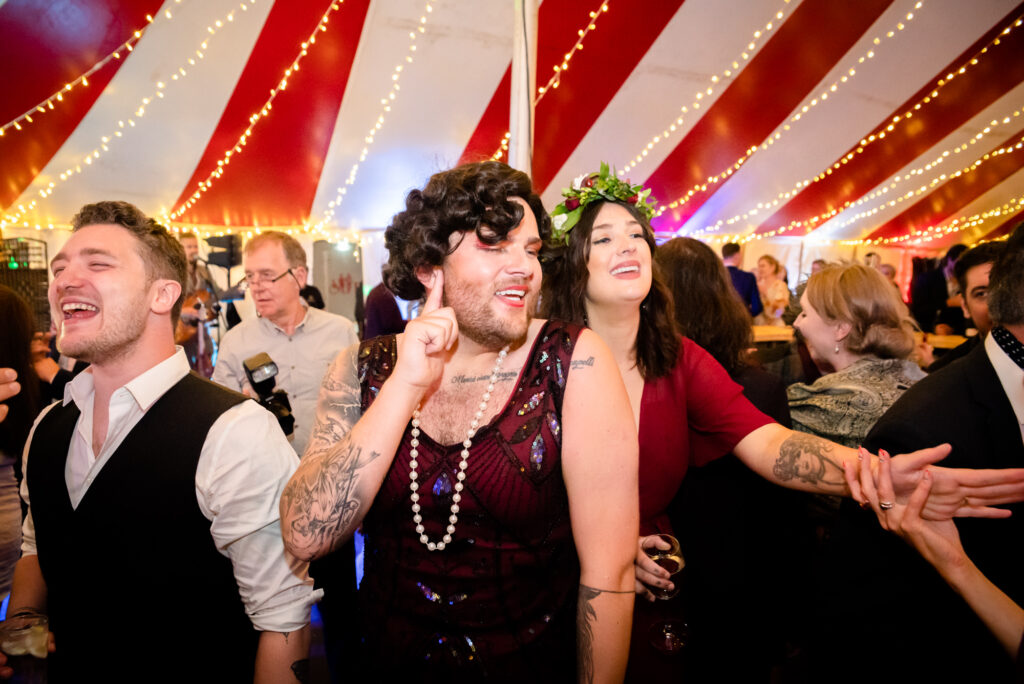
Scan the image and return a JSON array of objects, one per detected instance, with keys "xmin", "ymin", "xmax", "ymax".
[
  {"xmin": 688, "ymin": 10, "xmax": 1024, "ymax": 245},
  {"xmin": 0, "ymin": 1, "xmax": 186, "ymax": 139},
  {"xmin": 842, "ymin": 192, "xmax": 1024, "ymax": 246},
  {"xmin": 4, "ymin": 1, "xmax": 1021, "ymax": 254},
  {"xmin": 306, "ymin": 1, "xmax": 435, "ymax": 240},
  {"xmin": 164, "ymin": 1, "xmax": 350, "ymax": 225},
  {"xmin": 825, "ymin": 107, "xmax": 1024, "ymax": 234},
  {"xmin": 699, "ymin": 102, "xmax": 1024, "ymax": 246},
  {"xmin": 617, "ymin": 0, "xmax": 797, "ymax": 177},
  {"xmin": 491, "ymin": 1, "xmax": 610, "ymax": 162},
  {"xmin": 1, "ymin": 0, "xmax": 262, "ymax": 231},
  {"xmin": 651, "ymin": 0, "xmax": 926, "ymax": 219}
]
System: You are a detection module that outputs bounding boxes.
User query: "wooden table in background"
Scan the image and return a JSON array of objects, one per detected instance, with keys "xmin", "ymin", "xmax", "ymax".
[
  {"xmin": 753, "ymin": 325, "xmax": 794, "ymax": 343},
  {"xmin": 919, "ymin": 333, "xmax": 967, "ymax": 350}
]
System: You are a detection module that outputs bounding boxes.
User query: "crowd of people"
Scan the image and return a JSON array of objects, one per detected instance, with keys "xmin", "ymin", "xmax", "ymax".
[{"xmin": 0, "ymin": 160, "xmax": 1021, "ymax": 683}]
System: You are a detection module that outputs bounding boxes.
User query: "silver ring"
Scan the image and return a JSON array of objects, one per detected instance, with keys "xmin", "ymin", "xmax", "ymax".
[{"xmin": 879, "ymin": 501, "xmax": 895, "ymax": 510}]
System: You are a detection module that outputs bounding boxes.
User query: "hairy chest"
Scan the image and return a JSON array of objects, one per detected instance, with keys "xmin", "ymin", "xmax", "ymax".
[{"xmin": 415, "ymin": 370, "xmax": 522, "ymax": 445}]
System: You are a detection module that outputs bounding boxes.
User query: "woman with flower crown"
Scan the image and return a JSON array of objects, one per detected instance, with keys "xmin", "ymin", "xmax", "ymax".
[{"xmin": 539, "ymin": 163, "xmax": 1024, "ymax": 680}]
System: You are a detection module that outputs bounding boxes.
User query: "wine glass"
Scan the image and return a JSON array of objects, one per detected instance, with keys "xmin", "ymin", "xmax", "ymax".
[{"xmin": 642, "ymin": 534, "xmax": 688, "ymax": 653}]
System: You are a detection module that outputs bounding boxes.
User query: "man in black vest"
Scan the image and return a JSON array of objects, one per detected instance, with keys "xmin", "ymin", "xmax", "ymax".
[{"xmin": 3, "ymin": 202, "xmax": 314, "ymax": 683}]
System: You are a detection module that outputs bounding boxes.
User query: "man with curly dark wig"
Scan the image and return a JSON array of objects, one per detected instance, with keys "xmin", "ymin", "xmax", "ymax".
[{"xmin": 281, "ymin": 161, "xmax": 639, "ymax": 681}]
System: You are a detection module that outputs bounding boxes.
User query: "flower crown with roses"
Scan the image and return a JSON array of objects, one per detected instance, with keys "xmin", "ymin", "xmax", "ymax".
[{"xmin": 549, "ymin": 162, "xmax": 657, "ymax": 245}]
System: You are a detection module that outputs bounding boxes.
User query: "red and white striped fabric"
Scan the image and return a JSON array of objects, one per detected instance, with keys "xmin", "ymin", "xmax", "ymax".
[{"xmin": 2, "ymin": 0, "xmax": 1022, "ymax": 256}]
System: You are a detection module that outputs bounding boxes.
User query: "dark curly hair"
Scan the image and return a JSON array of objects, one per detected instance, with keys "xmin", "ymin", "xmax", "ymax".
[
  {"xmin": 655, "ymin": 238, "xmax": 753, "ymax": 376},
  {"xmin": 540, "ymin": 200, "xmax": 679, "ymax": 379},
  {"xmin": 72, "ymin": 201, "xmax": 187, "ymax": 325},
  {"xmin": 383, "ymin": 161, "xmax": 551, "ymax": 300}
]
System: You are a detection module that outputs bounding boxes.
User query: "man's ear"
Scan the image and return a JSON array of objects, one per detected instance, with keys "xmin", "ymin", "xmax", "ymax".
[
  {"xmin": 151, "ymin": 279, "xmax": 182, "ymax": 316},
  {"xmin": 416, "ymin": 266, "xmax": 439, "ymax": 290},
  {"xmin": 293, "ymin": 265, "xmax": 309, "ymax": 287}
]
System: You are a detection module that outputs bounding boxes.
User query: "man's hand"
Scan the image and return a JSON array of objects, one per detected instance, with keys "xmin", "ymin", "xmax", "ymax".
[
  {"xmin": 0, "ymin": 368, "xmax": 20, "ymax": 423},
  {"xmin": 391, "ymin": 269, "xmax": 458, "ymax": 392},
  {"xmin": 843, "ymin": 444, "xmax": 1024, "ymax": 520}
]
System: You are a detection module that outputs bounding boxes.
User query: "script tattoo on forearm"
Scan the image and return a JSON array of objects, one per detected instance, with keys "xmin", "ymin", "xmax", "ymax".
[
  {"xmin": 570, "ymin": 356, "xmax": 595, "ymax": 370},
  {"xmin": 773, "ymin": 432, "xmax": 846, "ymax": 488},
  {"xmin": 577, "ymin": 584, "xmax": 599, "ymax": 684}
]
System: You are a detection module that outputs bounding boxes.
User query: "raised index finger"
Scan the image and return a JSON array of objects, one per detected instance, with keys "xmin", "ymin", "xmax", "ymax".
[{"xmin": 422, "ymin": 268, "xmax": 444, "ymax": 315}]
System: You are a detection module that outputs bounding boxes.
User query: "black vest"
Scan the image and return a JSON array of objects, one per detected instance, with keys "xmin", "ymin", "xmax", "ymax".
[{"xmin": 27, "ymin": 373, "xmax": 258, "ymax": 682}]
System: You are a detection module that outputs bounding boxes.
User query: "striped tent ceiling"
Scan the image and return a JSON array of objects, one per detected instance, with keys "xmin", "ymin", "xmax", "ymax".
[{"xmin": 2, "ymin": 0, "xmax": 1023, "ymax": 252}]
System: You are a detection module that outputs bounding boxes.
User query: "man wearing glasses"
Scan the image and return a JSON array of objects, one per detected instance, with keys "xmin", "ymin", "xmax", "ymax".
[{"xmin": 212, "ymin": 231, "xmax": 357, "ymax": 459}]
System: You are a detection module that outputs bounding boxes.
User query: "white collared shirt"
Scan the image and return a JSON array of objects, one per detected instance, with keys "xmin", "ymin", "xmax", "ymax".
[
  {"xmin": 985, "ymin": 332, "xmax": 1024, "ymax": 446},
  {"xmin": 21, "ymin": 348, "xmax": 317, "ymax": 632}
]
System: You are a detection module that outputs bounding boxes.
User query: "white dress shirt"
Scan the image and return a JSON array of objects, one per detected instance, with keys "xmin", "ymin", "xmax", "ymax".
[
  {"xmin": 21, "ymin": 348, "xmax": 317, "ymax": 632},
  {"xmin": 212, "ymin": 305, "xmax": 358, "ymax": 458},
  {"xmin": 986, "ymin": 332, "xmax": 1024, "ymax": 446}
]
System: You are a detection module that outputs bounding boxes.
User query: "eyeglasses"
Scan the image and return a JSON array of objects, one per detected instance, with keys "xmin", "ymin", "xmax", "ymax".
[{"xmin": 242, "ymin": 268, "xmax": 296, "ymax": 289}]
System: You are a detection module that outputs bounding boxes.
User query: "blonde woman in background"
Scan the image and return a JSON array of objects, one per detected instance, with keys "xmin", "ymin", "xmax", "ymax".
[
  {"xmin": 755, "ymin": 254, "xmax": 790, "ymax": 326},
  {"xmin": 787, "ymin": 263, "xmax": 925, "ymax": 447}
]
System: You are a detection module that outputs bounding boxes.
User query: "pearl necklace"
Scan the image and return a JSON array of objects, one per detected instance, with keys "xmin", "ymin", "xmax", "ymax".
[{"xmin": 409, "ymin": 345, "xmax": 510, "ymax": 551}]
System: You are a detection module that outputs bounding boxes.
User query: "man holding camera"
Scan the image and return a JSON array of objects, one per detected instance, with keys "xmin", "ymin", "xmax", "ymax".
[{"xmin": 212, "ymin": 231, "xmax": 357, "ymax": 459}]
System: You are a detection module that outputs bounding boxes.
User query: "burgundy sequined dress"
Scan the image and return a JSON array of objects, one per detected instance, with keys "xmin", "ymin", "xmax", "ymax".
[{"xmin": 356, "ymin": 320, "xmax": 583, "ymax": 680}]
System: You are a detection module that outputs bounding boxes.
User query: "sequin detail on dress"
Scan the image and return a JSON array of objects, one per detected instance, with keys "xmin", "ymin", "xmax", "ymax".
[
  {"xmin": 432, "ymin": 471, "xmax": 452, "ymax": 497},
  {"xmin": 530, "ymin": 435, "xmax": 545, "ymax": 471},
  {"xmin": 546, "ymin": 411, "xmax": 561, "ymax": 446},
  {"xmin": 517, "ymin": 391, "xmax": 545, "ymax": 416}
]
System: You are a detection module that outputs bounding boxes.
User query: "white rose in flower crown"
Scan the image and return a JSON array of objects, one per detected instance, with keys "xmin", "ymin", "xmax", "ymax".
[
  {"xmin": 552, "ymin": 213, "xmax": 568, "ymax": 232},
  {"xmin": 572, "ymin": 174, "xmax": 586, "ymax": 190}
]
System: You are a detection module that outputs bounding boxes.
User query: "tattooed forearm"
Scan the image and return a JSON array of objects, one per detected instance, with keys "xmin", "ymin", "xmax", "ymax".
[
  {"xmin": 281, "ymin": 436, "xmax": 382, "ymax": 560},
  {"xmin": 577, "ymin": 585, "xmax": 599, "ymax": 684},
  {"xmin": 290, "ymin": 658, "xmax": 309, "ymax": 683},
  {"xmin": 773, "ymin": 432, "xmax": 846, "ymax": 489}
]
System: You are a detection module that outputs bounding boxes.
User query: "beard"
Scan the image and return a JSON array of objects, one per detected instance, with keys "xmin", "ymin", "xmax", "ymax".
[
  {"xmin": 442, "ymin": 272, "xmax": 535, "ymax": 350},
  {"xmin": 56, "ymin": 292, "xmax": 150, "ymax": 365}
]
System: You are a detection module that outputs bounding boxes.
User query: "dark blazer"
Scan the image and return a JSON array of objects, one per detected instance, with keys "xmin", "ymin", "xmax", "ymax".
[
  {"xmin": 727, "ymin": 265, "xmax": 762, "ymax": 317},
  {"xmin": 811, "ymin": 343, "xmax": 1023, "ymax": 682}
]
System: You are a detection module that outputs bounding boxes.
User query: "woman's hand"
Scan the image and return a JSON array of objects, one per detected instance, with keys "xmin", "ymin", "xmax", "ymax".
[
  {"xmin": 844, "ymin": 445, "xmax": 1024, "ymax": 520},
  {"xmin": 846, "ymin": 450, "xmax": 970, "ymax": 579},
  {"xmin": 634, "ymin": 535, "xmax": 673, "ymax": 602}
]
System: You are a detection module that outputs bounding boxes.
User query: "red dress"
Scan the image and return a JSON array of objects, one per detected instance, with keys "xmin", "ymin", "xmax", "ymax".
[
  {"xmin": 628, "ymin": 337, "xmax": 773, "ymax": 680},
  {"xmin": 356, "ymin": 320, "xmax": 583, "ymax": 681},
  {"xmin": 638, "ymin": 337, "xmax": 773, "ymax": 535}
]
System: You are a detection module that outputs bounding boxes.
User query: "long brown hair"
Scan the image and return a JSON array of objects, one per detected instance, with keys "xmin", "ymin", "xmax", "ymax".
[
  {"xmin": 540, "ymin": 201, "xmax": 679, "ymax": 379},
  {"xmin": 0, "ymin": 285, "xmax": 41, "ymax": 459},
  {"xmin": 655, "ymin": 238, "xmax": 753, "ymax": 376}
]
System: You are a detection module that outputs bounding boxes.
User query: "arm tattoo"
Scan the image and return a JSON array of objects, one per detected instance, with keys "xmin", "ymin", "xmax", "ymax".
[
  {"xmin": 570, "ymin": 356, "xmax": 595, "ymax": 370},
  {"xmin": 290, "ymin": 658, "xmax": 310, "ymax": 683},
  {"xmin": 282, "ymin": 345, "xmax": 380, "ymax": 559},
  {"xmin": 577, "ymin": 585, "xmax": 599, "ymax": 684},
  {"xmin": 773, "ymin": 432, "xmax": 845, "ymax": 488},
  {"xmin": 281, "ymin": 437, "xmax": 381, "ymax": 560}
]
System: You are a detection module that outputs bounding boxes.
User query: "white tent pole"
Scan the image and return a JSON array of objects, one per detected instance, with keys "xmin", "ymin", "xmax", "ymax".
[{"xmin": 509, "ymin": 0, "xmax": 538, "ymax": 176}]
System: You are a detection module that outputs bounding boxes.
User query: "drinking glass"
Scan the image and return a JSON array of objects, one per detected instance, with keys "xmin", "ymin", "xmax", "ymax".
[
  {"xmin": 642, "ymin": 534, "xmax": 688, "ymax": 653},
  {"xmin": 0, "ymin": 609, "xmax": 48, "ymax": 683}
]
